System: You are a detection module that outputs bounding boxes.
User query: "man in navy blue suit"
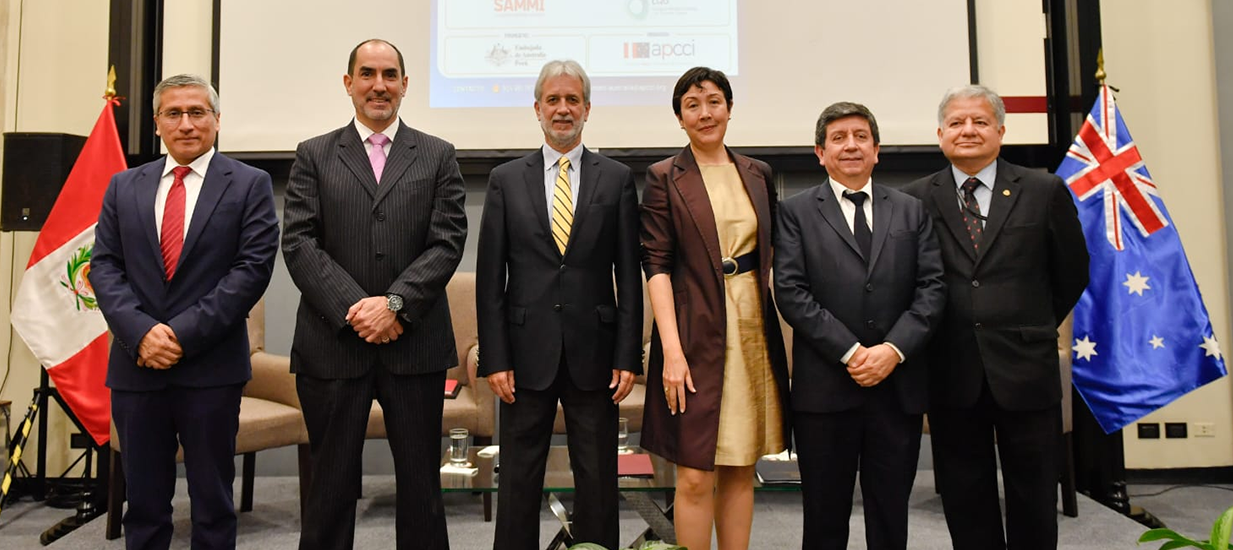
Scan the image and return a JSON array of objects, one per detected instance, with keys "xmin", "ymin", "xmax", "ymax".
[{"xmin": 90, "ymin": 73, "xmax": 280, "ymax": 550}]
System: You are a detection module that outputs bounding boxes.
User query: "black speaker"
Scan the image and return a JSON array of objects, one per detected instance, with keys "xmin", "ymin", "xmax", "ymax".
[{"xmin": 2, "ymin": 132, "xmax": 88, "ymax": 231}]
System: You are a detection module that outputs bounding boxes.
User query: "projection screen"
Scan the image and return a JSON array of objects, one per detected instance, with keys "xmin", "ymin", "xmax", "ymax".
[{"xmin": 217, "ymin": 0, "xmax": 973, "ymax": 152}]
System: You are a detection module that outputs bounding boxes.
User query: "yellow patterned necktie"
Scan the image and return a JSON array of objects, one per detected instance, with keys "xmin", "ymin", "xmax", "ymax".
[{"xmin": 551, "ymin": 157, "xmax": 573, "ymax": 254}]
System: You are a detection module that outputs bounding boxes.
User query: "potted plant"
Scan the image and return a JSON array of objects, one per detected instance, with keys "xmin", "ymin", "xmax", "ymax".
[{"xmin": 1139, "ymin": 505, "xmax": 1232, "ymax": 549}]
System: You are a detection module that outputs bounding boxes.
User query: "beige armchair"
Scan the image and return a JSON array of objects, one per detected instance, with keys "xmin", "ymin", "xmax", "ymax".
[{"xmin": 105, "ymin": 299, "xmax": 311, "ymax": 540}]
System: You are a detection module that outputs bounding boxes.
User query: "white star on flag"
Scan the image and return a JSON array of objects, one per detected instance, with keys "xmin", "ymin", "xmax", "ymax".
[
  {"xmin": 1123, "ymin": 271, "xmax": 1151, "ymax": 296},
  {"xmin": 1149, "ymin": 336, "xmax": 1165, "ymax": 349},
  {"xmin": 1200, "ymin": 335, "xmax": 1222, "ymax": 360},
  {"xmin": 1074, "ymin": 336, "xmax": 1098, "ymax": 361}
]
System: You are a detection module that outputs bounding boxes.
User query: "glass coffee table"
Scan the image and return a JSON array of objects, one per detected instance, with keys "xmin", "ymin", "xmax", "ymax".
[{"xmin": 441, "ymin": 446, "xmax": 800, "ymax": 550}]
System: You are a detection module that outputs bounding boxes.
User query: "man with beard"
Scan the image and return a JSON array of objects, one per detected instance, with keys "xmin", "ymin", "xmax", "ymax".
[
  {"xmin": 282, "ymin": 39, "xmax": 467, "ymax": 550},
  {"xmin": 476, "ymin": 59, "xmax": 642, "ymax": 550}
]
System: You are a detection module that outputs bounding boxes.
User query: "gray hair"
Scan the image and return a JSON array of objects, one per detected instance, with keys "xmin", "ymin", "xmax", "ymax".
[
  {"xmin": 534, "ymin": 60, "xmax": 591, "ymax": 103},
  {"xmin": 937, "ymin": 84, "xmax": 1004, "ymax": 127},
  {"xmin": 152, "ymin": 74, "xmax": 220, "ymax": 117},
  {"xmin": 815, "ymin": 101, "xmax": 880, "ymax": 146}
]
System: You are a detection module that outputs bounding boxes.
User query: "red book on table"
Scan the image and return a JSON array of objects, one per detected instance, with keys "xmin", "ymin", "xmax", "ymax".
[
  {"xmin": 444, "ymin": 379, "xmax": 460, "ymax": 399},
  {"xmin": 617, "ymin": 453, "xmax": 654, "ymax": 477}
]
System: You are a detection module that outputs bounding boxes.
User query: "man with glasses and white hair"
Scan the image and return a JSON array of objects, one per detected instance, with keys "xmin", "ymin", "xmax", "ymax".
[
  {"xmin": 904, "ymin": 85, "xmax": 1088, "ymax": 550},
  {"xmin": 91, "ymin": 73, "xmax": 280, "ymax": 549}
]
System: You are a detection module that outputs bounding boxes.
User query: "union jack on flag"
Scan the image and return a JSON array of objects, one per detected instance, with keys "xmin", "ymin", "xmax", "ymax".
[
  {"xmin": 1063, "ymin": 86, "xmax": 1167, "ymax": 250},
  {"xmin": 1058, "ymin": 84, "xmax": 1226, "ymax": 434}
]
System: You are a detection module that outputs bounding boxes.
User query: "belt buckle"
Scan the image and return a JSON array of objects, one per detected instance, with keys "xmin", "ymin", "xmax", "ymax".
[{"xmin": 721, "ymin": 256, "xmax": 738, "ymax": 277}]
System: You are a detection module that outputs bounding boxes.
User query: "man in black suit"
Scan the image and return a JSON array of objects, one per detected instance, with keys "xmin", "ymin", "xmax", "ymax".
[
  {"xmin": 476, "ymin": 59, "xmax": 642, "ymax": 550},
  {"xmin": 775, "ymin": 102, "xmax": 946, "ymax": 550},
  {"xmin": 282, "ymin": 39, "xmax": 467, "ymax": 550},
  {"xmin": 903, "ymin": 85, "xmax": 1089, "ymax": 550},
  {"xmin": 92, "ymin": 74, "xmax": 280, "ymax": 550}
]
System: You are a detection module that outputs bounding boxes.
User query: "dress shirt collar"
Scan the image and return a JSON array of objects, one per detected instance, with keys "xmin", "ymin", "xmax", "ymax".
[
  {"xmin": 162, "ymin": 147, "xmax": 215, "ymax": 178},
  {"xmin": 542, "ymin": 142, "xmax": 583, "ymax": 173},
  {"xmin": 353, "ymin": 118, "xmax": 400, "ymax": 145},
  {"xmin": 951, "ymin": 160, "xmax": 998, "ymax": 192},
  {"xmin": 828, "ymin": 177, "xmax": 873, "ymax": 203}
]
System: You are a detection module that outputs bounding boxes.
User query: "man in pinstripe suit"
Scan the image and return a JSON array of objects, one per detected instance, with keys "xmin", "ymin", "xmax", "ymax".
[{"xmin": 282, "ymin": 39, "xmax": 467, "ymax": 550}]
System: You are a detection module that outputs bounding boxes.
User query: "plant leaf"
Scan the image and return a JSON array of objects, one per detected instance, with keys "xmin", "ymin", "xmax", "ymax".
[
  {"xmin": 1213, "ymin": 506, "xmax": 1233, "ymax": 550},
  {"xmin": 1143, "ymin": 529, "xmax": 1188, "ymax": 542},
  {"xmin": 567, "ymin": 544, "xmax": 609, "ymax": 550}
]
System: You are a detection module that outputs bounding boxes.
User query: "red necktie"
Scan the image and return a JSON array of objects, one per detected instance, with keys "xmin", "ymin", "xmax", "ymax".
[{"xmin": 161, "ymin": 166, "xmax": 191, "ymax": 278}]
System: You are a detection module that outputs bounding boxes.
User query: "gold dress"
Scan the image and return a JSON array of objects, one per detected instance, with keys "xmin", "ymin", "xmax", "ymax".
[{"xmin": 700, "ymin": 163, "xmax": 785, "ymax": 466}]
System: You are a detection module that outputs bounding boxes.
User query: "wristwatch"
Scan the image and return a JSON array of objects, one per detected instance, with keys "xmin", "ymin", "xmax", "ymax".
[{"xmin": 385, "ymin": 293, "xmax": 404, "ymax": 313}]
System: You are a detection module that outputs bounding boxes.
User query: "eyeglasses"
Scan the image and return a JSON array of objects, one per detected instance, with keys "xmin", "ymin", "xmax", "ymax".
[{"xmin": 156, "ymin": 108, "xmax": 216, "ymax": 124}]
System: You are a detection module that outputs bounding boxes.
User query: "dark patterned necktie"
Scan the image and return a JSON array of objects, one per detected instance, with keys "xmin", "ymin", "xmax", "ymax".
[
  {"xmin": 961, "ymin": 177, "xmax": 984, "ymax": 252},
  {"xmin": 844, "ymin": 191, "xmax": 872, "ymax": 262}
]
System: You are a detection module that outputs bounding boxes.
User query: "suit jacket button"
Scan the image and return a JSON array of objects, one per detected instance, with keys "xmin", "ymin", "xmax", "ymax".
[
  {"xmin": 559, "ymin": 265, "xmax": 567, "ymax": 272},
  {"xmin": 375, "ymin": 253, "xmax": 385, "ymax": 261},
  {"xmin": 974, "ymin": 322, "xmax": 983, "ymax": 329},
  {"xmin": 865, "ymin": 283, "xmax": 873, "ymax": 292},
  {"xmin": 865, "ymin": 320, "xmax": 875, "ymax": 329},
  {"xmin": 375, "ymin": 212, "xmax": 386, "ymax": 221},
  {"xmin": 971, "ymin": 280, "xmax": 980, "ymax": 288},
  {"xmin": 554, "ymin": 304, "xmax": 562, "ymax": 312}
]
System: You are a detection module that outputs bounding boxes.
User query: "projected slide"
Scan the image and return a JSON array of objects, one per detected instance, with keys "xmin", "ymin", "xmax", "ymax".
[
  {"xmin": 218, "ymin": 0, "xmax": 1042, "ymax": 151},
  {"xmin": 429, "ymin": 0, "xmax": 739, "ymax": 107}
]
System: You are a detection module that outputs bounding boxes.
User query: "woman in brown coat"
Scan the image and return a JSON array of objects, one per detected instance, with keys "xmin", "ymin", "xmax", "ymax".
[{"xmin": 640, "ymin": 67, "xmax": 790, "ymax": 550}]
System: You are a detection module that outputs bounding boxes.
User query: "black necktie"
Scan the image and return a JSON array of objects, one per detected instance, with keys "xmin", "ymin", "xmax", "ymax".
[
  {"xmin": 961, "ymin": 177, "xmax": 984, "ymax": 252},
  {"xmin": 844, "ymin": 191, "xmax": 872, "ymax": 262}
]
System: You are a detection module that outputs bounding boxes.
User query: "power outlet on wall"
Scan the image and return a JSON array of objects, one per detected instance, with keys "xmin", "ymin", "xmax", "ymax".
[
  {"xmin": 1193, "ymin": 422, "xmax": 1216, "ymax": 438},
  {"xmin": 1164, "ymin": 422, "xmax": 1189, "ymax": 439}
]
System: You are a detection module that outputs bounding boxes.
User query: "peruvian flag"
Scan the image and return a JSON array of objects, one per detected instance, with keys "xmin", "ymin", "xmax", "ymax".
[{"xmin": 11, "ymin": 99, "xmax": 126, "ymax": 446}]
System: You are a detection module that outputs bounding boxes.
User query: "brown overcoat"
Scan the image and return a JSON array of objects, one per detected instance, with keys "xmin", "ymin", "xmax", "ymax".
[{"xmin": 639, "ymin": 146, "xmax": 791, "ymax": 470}]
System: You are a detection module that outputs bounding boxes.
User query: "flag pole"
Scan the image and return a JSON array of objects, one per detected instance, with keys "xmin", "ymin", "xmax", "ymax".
[{"xmin": 4, "ymin": 68, "xmax": 122, "ymax": 542}]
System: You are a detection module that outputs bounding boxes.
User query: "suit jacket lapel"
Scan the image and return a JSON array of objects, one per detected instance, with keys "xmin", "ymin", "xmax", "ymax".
[
  {"xmin": 136, "ymin": 163, "xmax": 163, "ymax": 266},
  {"xmin": 867, "ymin": 184, "xmax": 893, "ymax": 274},
  {"xmin": 522, "ymin": 153, "xmax": 555, "ymax": 255},
  {"xmin": 337, "ymin": 124, "xmax": 377, "ymax": 199},
  {"xmin": 670, "ymin": 147, "xmax": 723, "ymax": 274},
  {"xmin": 929, "ymin": 171, "xmax": 977, "ymax": 262},
  {"xmin": 373, "ymin": 122, "xmax": 416, "ymax": 205},
  {"xmin": 816, "ymin": 180, "xmax": 862, "ymax": 261},
  {"xmin": 180, "ymin": 154, "xmax": 234, "ymax": 262},
  {"xmin": 977, "ymin": 160, "xmax": 1022, "ymax": 264}
]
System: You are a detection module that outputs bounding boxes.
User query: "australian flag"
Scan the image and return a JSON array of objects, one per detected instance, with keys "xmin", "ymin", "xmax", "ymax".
[{"xmin": 1058, "ymin": 84, "xmax": 1227, "ymax": 434}]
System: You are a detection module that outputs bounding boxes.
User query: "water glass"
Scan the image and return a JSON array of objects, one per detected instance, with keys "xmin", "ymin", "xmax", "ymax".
[
  {"xmin": 617, "ymin": 417, "xmax": 630, "ymax": 453},
  {"xmin": 449, "ymin": 427, "xmax": 470, "ymax": 465}
]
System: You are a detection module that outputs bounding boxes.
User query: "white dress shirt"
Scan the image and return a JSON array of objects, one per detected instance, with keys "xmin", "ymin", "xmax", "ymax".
[
  {"xmin": 353, "ymin": 118, "xmax": 399, "ymax": 157},
  {"xmin": 154, "ymin": 148, "xmax": 215, "ymax": 238}
]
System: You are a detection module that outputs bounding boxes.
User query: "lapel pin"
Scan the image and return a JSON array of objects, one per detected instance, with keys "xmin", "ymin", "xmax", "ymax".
[{"xmin": 1002, "ymin": 189, "xmax": 1011, "ymax": 196}]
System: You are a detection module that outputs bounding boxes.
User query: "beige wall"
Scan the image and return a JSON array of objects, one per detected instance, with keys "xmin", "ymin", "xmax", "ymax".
[
  {"xmin": 1103, "ymin": 1, "xmax": 1233, "ymax": 469},
  {"xmin": 1, "ymin": 0, "xmax": 110, "ymax": 475}
]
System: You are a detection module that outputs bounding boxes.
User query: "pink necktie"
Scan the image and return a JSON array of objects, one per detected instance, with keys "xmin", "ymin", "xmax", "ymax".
[
  {"xmin": 368, "ymin": 133, "xmax": 388, "ymax": 184},
  {"xmin": 161, "ymin": 166, "xmax": 191, "ymax": 278}
]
